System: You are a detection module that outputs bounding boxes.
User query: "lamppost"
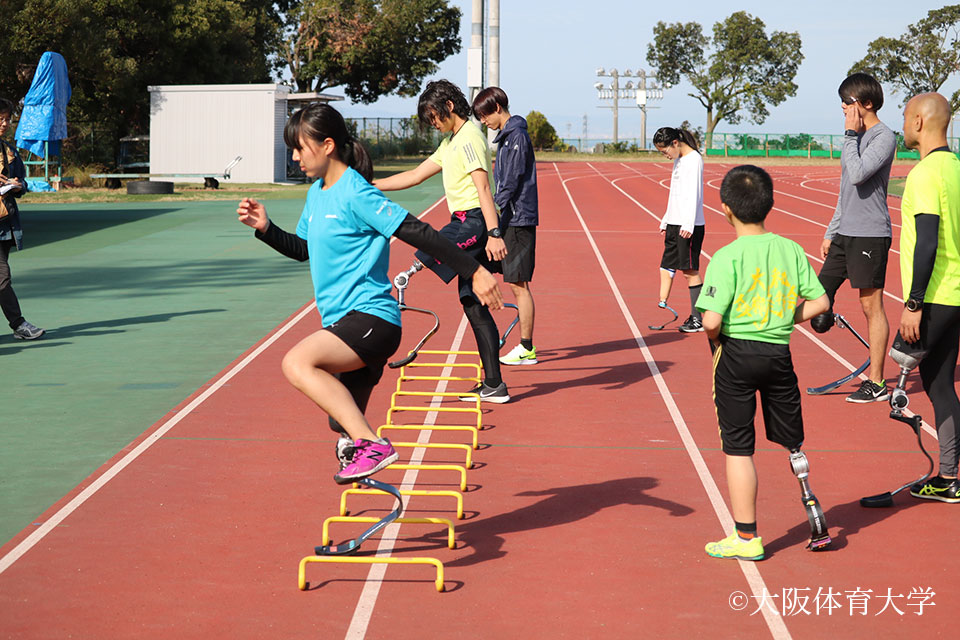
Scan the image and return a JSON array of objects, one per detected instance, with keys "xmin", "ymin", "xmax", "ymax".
[{"xmin": 595, "ymin": 67, "xmax": 666, "ymax": 147}]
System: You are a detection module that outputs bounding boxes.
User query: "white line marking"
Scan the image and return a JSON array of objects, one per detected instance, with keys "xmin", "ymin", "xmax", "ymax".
[
  {"xmin": 345, "ymin": 316, "xmax": 469, "ymax": 640},
  {"xmin": 0, "ymin": 303, "xmax": 316, "ymax": 574},
  {"xmin": 0, "ymin": 196, "xmax": 447, "ymax": 575},
  {"xmin": 560, "ymin": 162, "xmax": 792, "ymax": 640}
]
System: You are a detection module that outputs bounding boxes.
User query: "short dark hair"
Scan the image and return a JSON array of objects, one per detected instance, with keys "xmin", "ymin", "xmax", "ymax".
[
  {"xmin": 472, "ymin": 86, "xmax": 509, "ymax": 119},
  {"xmin": 719, "ymin": 165, "xmax": 774, "ymax": 224},
  {"xmin": 417, "ymin": 80, "xmax": 471, "ymax": 129},
  {"xmin": 838, "ymin": 72, "xmax": 884, "ymax": 111},
  {"xmin": 0, "ymin": 97, "xmax": 15, "ymax": 117}
]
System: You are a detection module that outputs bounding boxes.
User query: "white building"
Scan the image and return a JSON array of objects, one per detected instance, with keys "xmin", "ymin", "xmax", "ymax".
[{"xmin": 147, "ymin": 84, "xmax": 342, "ymax": 183}]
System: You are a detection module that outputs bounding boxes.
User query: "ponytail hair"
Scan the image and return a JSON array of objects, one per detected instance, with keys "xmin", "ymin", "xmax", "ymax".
[
  {"xmin": 652, "ymin": 126, "xmax": 700, "ymax": 153},
  {"xmin": 284, "ymin": 103, "xmax": 373, "ymax": 182}
]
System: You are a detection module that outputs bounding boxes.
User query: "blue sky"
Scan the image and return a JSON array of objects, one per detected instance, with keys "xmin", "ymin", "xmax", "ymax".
[{"xmin": 333, "ymin": 1, "xmax": 960, "ymax": 141}]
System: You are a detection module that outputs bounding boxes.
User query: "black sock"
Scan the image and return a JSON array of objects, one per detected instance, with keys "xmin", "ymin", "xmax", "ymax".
[
  {"xmin": 521, "ymin": 338, "xmax": 533, "ymax": 351},
  {"xmin": 734, "ymin": 520, "xmax": 758, "ymax": 541},
  {"xmin": 463, "ymin": 298, "xmax": 502, "ymax": 387},
  {"xmin": 688, "ymin": 284, "xmax": 703, "ymax": 321}
]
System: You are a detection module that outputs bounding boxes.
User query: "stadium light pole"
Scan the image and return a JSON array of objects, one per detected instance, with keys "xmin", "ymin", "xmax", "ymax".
[{"xmin": 596, "ymin": 68, "xmax": 665, "ymax": 147}]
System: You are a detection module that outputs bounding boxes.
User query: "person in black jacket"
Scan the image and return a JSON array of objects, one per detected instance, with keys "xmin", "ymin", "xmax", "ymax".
[
  {"xmin": 0, "ymin": 97, "xmax": 44, "ymax": 341},
  {"xmin": 473, "ymin": 87, "xmax": 540, "ymax": 365}
]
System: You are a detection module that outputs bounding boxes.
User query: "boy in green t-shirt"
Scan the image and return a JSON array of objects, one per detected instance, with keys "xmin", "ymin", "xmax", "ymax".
[{"xmin": 696, "ymin": 165, "xmax": 830, "ymax": 560}]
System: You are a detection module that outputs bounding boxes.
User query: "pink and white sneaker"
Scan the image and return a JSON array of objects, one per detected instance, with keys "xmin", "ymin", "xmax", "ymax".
[{"xmin": 333, "ymin": 439, "xmax": 398, "ymax": 485}]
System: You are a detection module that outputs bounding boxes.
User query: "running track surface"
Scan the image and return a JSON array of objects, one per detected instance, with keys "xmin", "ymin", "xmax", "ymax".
[{"xmin": 1, "ymin": 161, "xmax": 956, "ymax": 639}]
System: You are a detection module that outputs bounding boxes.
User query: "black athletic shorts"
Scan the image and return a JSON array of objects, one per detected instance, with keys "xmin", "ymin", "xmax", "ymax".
[
  {"xmin": 502, "ymin": 225, "xmax": 536, "ymax": 283},
  {"xmin": 324, "ymin": 310, "xmax": 403, "ymax": 387},
  {"xmin": 660, "ymin": 224, "xmax": 704, "ymax": 271},
  {"xmin": 819, "ymin": 234, "xmax": 891, "ymax": 290},
  {"xmin": 415, "ymin": 207, "xmax": 499, "ymax": 301},
  {"xmin": 713, "ymin": 336, "xmax": 804, "ymax": 456}
]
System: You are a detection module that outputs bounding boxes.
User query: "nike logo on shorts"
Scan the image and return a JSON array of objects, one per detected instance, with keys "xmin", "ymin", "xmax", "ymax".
[{"xmin": 362, "ymin": 328, "xmax": 373, "ymax": 339}]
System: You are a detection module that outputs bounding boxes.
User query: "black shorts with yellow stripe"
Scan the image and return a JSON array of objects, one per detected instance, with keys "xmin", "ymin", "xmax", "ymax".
[{"xmin": 712, "ymin": 336, "xmax": 805, "ymax": 456}]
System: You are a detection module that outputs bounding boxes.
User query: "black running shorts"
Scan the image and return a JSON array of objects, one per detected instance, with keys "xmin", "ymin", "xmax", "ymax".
[
  {"xmin": 660, "ymin": 224, "xmax": 704, "ymax": 271},
  {"xmin": 324, "ymin": 310, "xmax": 402, "ymax": 386},
  {"xmin": 502, "ymin": 225, "xmax": 536, "ymax": 283},
  {"xmin": 415, "ymin": 207, "xmax": 497, "ymax": 301},
  {"xmin": 713, "ymin": 336, "xmax": 805, "ymax": 456},
  {"xmin": 819, "ymin": 234, "xmax": 891, "ymax": 290}
]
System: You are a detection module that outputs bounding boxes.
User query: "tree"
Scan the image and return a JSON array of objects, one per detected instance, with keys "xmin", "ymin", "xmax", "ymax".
[
  {"xmin": 526, "ymin": 110, "xmax": 561, "ymax": 150},
  {"xmin": 647, "ymin": 12, "xmax": 803, "ymax": 145},
  {"xmin": 849, "ymin": 5, "xmax": 960, "ymax": 112},
  {"xmin": 281, "ymin": 0, "xmax": 461, "ymax": 103},
  {"xmin": 4, "ymin": 0, "xmax": 280, "ymax": 159}
]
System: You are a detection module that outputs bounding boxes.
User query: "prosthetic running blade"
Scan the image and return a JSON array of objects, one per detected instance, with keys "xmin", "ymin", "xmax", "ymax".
[
  {"xmin": 499, "ymin": 303, "xmax": 520, "ymax": 348},
  {"xmin": 648, "ymin": 301, "xmax": 679, "ymax": 331},
  {"xmin": 806, "ymin": 314, "xmax": 871, "ymax": 395},
  {"xmin": 314, "ymin": 478, "xmax": 404, "ymax": 556},
  {"xmin": 860, "ymin": 411, "xmax": 934, "ymax": 508}
]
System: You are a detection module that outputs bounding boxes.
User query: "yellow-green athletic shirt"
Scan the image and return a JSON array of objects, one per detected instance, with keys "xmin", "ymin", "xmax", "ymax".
[
  {"xmin": 900, "ymin": 151, "xmax": 960, "ymax": 306},
  {"xmin": 696, "ymin": 233, "xmax": 826, "ymax": 344},
  {"xmin": 429, "ymin": 119, "xmax": 492, "ymax": 213}
]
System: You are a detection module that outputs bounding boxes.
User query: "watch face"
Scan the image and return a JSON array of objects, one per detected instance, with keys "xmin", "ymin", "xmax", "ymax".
[
  {"xmin": 488, "ymin": 228, "xmax": 502, "ymax": 238},
  {"xmin": 907, "ymin": 299, "xmax": 922, "ymax": 311}
]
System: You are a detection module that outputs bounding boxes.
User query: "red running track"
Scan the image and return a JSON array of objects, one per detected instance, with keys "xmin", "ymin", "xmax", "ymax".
[{"xmin": 0, "ymin": 161, "xmax": 955, "ymax": 639}]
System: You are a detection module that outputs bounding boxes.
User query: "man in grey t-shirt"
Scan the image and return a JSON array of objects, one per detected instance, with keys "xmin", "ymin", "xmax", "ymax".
[{"xmin": 816, "ymin": 73, "xmax": 895, "ymax": 403}]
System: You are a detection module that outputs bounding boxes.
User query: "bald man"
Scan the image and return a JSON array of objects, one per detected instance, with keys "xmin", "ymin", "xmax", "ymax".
[{"xmin": 898, "ymin": 92, "xmax": 960, "ymax": 503}]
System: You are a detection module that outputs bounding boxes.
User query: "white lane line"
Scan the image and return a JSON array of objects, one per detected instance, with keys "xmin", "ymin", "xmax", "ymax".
[
  {"xmin": 0, "ymin": 196, "xmax": 447, "ymax": 576},
  {"xmin": 562, "ymin": 162, "xmax": 792, "ymax": 640},
  {"xmin": 0, "ymin": 302, "xmax": 316, "ymax": 575},
  {"xmin": 345, "ymin": 316, "xmax": 469, "ymax": 640}
]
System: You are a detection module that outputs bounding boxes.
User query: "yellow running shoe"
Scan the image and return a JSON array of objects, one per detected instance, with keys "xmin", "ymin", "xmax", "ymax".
[{"xmin": 705, "ymin": 533, "xmax": 764, "ymax": 560}]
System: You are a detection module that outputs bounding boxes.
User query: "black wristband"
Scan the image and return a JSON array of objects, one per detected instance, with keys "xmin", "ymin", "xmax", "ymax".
[{"xmin": 844, "ymin": 129, "xmax": 858, "ymax": 137}]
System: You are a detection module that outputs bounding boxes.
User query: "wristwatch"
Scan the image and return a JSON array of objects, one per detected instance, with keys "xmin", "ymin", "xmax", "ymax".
[
  {"xmin": 905, "ymin": 298, "xmax": 923, "ymax": 312},
  {"xmin": 844, "ymin": 129, "xmax": 859, "ymax": 137},
  {"xmin": 487, "ymin": 227, "xmax": 502, "ymax": 239}
]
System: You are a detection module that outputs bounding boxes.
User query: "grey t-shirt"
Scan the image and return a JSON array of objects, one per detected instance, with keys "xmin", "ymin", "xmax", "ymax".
[{"xmin": 825, "ymin": 122, "xmax": 896, "ymax": 239}]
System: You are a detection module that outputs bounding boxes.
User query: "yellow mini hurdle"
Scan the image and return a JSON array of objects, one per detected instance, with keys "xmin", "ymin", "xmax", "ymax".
[
  {"xmin": 321, "ymin": 515, "xmax": 456, "ymax": 549},
  {"xmin": 341, "ymin": 487, "xmax": 464, "ymax": 519},
  {"xmin": 298, "ymin": 556, "xmax": 445, "ymax": 592}
]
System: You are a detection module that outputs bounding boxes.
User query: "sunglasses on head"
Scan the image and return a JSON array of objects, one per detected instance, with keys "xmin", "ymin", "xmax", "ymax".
[{"xmin": 842, "ymin": 96, "xmax": 859, "ymax": 106}]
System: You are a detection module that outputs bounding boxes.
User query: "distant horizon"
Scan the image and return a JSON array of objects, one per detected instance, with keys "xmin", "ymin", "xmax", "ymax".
[{"xmin": 328, "ymin": 1, "xmax": 960, "ymax": 141}]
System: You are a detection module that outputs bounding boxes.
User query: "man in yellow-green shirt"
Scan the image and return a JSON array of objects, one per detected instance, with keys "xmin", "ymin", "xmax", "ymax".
[
  {"xmin": 375, "ymin": 79, "xmax": 510, "ymax": 403},
  {"xmin": 897, "ymin": 92, "xmax": 960, "ymax": 503}
]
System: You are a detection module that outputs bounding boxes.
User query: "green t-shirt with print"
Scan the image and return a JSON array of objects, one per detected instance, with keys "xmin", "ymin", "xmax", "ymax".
[{"xmin": 696, "ymin": 233, "xmax": 825, "ymax": 344}]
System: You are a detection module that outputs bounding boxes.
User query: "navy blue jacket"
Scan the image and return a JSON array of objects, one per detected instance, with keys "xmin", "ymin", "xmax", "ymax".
[{"xmin": 493, "ymin": 115, "xmax": 538, "ymax": 227}]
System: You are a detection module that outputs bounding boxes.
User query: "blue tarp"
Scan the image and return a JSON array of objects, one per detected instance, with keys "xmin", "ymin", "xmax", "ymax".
[{"xmin": 15, "ymin": 52, "xmax": 71, "ymax": 158}]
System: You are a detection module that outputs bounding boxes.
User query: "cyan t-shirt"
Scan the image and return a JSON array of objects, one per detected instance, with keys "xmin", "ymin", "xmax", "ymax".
[
  {"xmin": 696, "ymin": 233, "xmax": 825, "ymax": 344},
  {"xmin": 295, "ymin": 167, "xmax": 407, "ymax": 326}
]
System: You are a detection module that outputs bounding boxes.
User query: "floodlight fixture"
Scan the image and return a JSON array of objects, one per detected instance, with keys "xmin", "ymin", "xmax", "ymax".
[{"xmin": 596, "ymin": 67, "xmax": 605, "ymax": 76}]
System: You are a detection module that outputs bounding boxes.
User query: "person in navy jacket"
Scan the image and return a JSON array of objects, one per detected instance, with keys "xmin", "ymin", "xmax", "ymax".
[{"xmin": 473, "ymin": 87, "xmax": 541, "ymax": 366}]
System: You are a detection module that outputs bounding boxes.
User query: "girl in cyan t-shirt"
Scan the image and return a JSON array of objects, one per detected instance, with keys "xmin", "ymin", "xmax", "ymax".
[{"xmin": 236, "ymin": 104, "xmax": 502, "ymax": 485}]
